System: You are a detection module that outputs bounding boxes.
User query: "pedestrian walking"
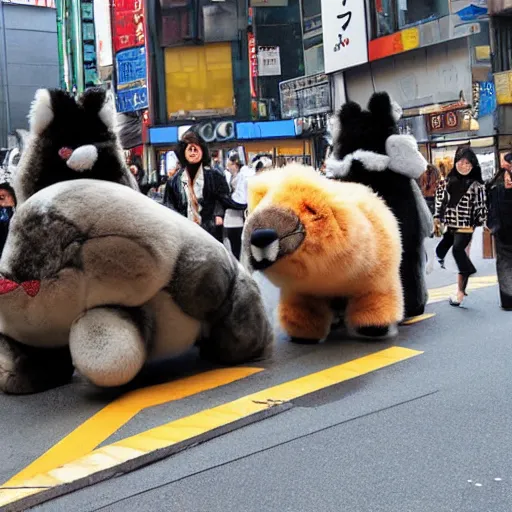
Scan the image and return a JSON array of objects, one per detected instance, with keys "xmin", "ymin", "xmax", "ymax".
[
  {"xmin": 224, "ymin": 153, "xmax": 254, "ymax": 260},
  {"xmin": 434, "ymin": 148, "xmax": 487, "ymax": 307},
  {"xmin": 420, "ymin": 164, "xmax": 442, "ymax": 217},
  {"xmin": 487, "ymin": 152, "xmax": 512, "ymax": 310},
  {"xmin": 163, "ymin": 131, "xmax": 246, "ymax": 239},
  {"xmin": 0, "ymin": 182, "xmax": 16, "ymax": 256}
]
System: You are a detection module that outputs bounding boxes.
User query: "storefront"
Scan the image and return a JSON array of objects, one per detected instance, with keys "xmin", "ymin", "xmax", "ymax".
[{"xmin": 148, "ymin": 118, "xmax": 316, "ymax": 176}]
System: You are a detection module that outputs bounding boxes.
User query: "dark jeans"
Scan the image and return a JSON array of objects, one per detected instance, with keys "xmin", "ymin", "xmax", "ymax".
[
  {"xmin": 227, "ymin": 227, "xmax": 243, "ymax": 260},
  {"xmin": 436, "ymin": 229, "xmax": 476, "ymax": 276}
]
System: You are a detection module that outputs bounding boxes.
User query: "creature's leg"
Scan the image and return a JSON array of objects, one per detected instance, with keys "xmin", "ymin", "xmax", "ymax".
[
  {"xmin": 346, "ymin": 289, "xmax": 403, "ymax": 339},
  {"xmin": 279, "ymin": 293, "xmax": 333, "ymax": 344},
  {"xmin": 0, "ymin": 334, "xmax": 74, "ymax": 395},
  {"xmin": 70, "ymin": 306, "xmax": 151, "ymax": 388},
  {"xmin": 200, "ymin": 271, "xmax": 273, "ymax": 365},
  {"xmin": 400, "ymin": 248, "xmax": 428, "ymax": 318}
]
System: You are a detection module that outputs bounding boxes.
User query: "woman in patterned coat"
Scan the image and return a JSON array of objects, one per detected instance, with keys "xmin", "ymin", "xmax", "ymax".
[
  {"xmin": 434, "ymin": 148, "xmax": 487, "ymax": 307},
  {"xmin": 164, "ymin": 131, "xmax": 246, "ymax": 239}
]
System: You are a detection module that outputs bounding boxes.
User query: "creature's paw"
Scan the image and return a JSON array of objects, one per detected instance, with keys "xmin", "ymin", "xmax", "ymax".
[
  {"xmin": 350, "ymin": 324, "xmax": 398, "ymax": 340},
  {"xmin": 0, "ymin": 335, "xmax": 74, "ymax": 395},
  {"xmin": 66, "ymin": 144, "xmax": 99, "ymax": 171},
  {"xmin": 386, "ymin": 134, "xmax": 427, "ymax": 179},
  {"xmin": 70, "ymin": 307, "xmax": 147, "ymax": 388}
]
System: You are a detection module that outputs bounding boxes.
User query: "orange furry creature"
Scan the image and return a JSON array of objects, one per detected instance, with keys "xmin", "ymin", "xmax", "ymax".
[{"xmin": 241, "ymin": 164, "xmax": 404, "ymax": 342}]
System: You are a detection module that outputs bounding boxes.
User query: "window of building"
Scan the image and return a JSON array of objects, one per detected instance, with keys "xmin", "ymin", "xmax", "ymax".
[
  {"xmin": 371, "ymin": 0, "xmax": 449, "ymax": 38},
  {"xmin": 398, "ymin": 0, "xmax": 449, "ymax": 29},
  {"xmin": 374, "ymin": 0, "xmax": 397, "ymax": 37}
]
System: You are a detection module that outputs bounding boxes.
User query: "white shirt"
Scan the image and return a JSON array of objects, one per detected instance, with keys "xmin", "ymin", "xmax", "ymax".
[{"xmin": 224, "ymin": 165, "xmax": 254, "ymax": 228}]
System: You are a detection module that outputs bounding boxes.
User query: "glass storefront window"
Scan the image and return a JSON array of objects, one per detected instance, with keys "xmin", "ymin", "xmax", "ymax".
[
  {"xmin": 374, "ymin": 0, "xmax": 396, "ymax": 37},
  {"xmin": 398, "ymin": 0, "xmax": 449, "ymax": 29}
]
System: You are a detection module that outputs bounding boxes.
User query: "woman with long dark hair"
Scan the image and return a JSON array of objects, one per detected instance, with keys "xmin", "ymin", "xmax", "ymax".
[
  {"xmin": 487, "ymin": 153, "xmax": 512, "ymax": 310},
  {"xmin": 164, "ymin": 131, "xmax": 246, "ymax": 239},
  {"xmin": 434, "ymin": 148, "xmax": 487, "ymax": 306}
]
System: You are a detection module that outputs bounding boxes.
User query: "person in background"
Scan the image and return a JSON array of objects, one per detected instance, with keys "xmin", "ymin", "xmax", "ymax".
[
  {"xmin": 434, "ymin": 148, "xmax": 487, "ymax": 307},
  {"xmin": 164, "ymin": 131, "xmax": 246, "ymax": 240},
  {"xmin": 224, "ymin": 153, "xmax": 254, "ymax": 260},
  {"xmin": 487, "ymin": 152, "xmax": 512, "ymax": 310},
  {"xmin": 251, "ymin": 153, "xmax": 273, "ymax": 173},
  {"xmin": 420, "ymin": 164, "xmax": 442, "ymax": 216},
  {"xmin": 0, "ymin": 182, "xmax": 16, "ymax": 256}
]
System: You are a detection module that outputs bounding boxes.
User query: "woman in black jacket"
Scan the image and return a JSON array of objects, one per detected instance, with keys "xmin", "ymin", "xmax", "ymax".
[
  {"xmin": 164, "ymin": 131, "xmax": 246, "ymax": 239},
  {"xmin": 487, "ymin": 153, "xmax": 512, "ymax": 310}
]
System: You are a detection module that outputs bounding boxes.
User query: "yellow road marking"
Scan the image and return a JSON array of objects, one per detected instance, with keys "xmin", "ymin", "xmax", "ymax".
[
  {"xmin": 3, "ymin": 367, "xmax": 262, "ymax": 489},
  {"xmin": 428, "ymin": 275, "xmax": 497, "ymax": 304},
  {"xmin": 0, "ymin": 347, "xmax": 422, "ymax": 509},
  {"xmin": 401, "ymin": 313, "xmax": 436, "ymax": 325}
]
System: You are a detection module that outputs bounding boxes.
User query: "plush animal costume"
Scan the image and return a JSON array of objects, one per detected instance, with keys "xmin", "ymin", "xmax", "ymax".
[
  {"xmin": 15, "ymin": 87, "xmax": 138, "ymax": 204},
  {"xmin": 326, "ymin": 92, "xmax": 433, "ymax": 319},
  {"xmin": 0, "ymin": 91, "xmax": 272, "ymax": 395},
  {"xmin": 242, "ymin": 164, "xmax": 403, "ymax": 342}
]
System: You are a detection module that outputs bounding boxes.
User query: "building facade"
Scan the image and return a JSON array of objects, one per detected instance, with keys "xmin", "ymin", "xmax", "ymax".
[
  {"xmin": 0, "ymin": 0, "xmax": 59, "ymax": 147},
  {"xmin": 321, "ymin": 0, "xmax": 497, "ymax": 178}
]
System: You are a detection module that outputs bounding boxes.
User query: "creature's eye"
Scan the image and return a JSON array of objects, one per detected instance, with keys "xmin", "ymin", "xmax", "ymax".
[{"xmin": 304, "ymin": 204, "xmax": 317, "ymax": 216}]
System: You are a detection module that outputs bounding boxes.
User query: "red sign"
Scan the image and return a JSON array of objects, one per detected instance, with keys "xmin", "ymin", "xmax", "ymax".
[
  {"xmin": 111, "ymin": 0, "xmax": 145, "ymax": 53},
  {"xmin": 248, "ymin": 32, "xmax": 258, "ymax": 99}
]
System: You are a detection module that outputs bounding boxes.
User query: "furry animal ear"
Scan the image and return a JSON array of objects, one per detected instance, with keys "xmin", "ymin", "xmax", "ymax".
[
  {"xmin": 28, "ymin": 89, "xmax": 54, "ymax": 135},
  {"xmin": 79, "ymin": 87, "xmax": 117, "ymax": 130},
  {"xmin": 338, "ymin": 101, "xmax": 362, "ymax": 126},
  {"xmin": 367, "ymin": 92, "xmax": 399, "ymax": 121},
  {"xmin": 247, "ymin": 173, "xmax": 275, "ymax": 212}
]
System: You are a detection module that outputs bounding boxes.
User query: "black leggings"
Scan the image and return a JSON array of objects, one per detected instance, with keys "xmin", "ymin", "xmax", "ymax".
[
  {"xmin": 436, "ymin": 229, "xmax": 476, "ymax": 277},
  {"xmin": 227, "ymin": 227, "xmax": 243, "ymax": 260}
]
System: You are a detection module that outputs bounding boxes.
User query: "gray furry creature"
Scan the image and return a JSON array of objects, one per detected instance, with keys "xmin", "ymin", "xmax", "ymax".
[
  {"xmin": 14, "ymin": 87, "xmax": 138, "ymax": 205},
  {"xmin": 0, "ymin": 180, "xmax": 273, "ymax": 394}
]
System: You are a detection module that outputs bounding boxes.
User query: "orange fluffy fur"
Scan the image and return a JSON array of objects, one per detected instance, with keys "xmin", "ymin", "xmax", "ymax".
[{"xmin": 246, "ymin": 164, "xmax": 404, "ymax": 340}]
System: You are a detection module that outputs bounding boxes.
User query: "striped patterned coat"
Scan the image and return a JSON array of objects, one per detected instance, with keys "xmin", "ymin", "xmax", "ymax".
[{"xmin": 434, "ymin": 179, "xmax": 487, "ymax": 229}]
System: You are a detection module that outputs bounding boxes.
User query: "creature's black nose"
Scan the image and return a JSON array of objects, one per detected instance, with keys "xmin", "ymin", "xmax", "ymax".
[{"xmin": 251, "ymin": 228, "xmax": 278, "ymax": 248}]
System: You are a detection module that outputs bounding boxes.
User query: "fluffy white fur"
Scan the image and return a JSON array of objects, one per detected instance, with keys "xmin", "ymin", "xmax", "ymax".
[
  {"xmin": 390, "ymin": 99, "xmax": 403, "ymax": 122},
  {"xmin": 66, "ymin": 145, "xmax": 99, "ymax": 171},
  {"xmin": 326, "ymin": 150, "xmax": 390, "ymax": 178},
  {"xmin": 98, "ymin": 90, "xmax": 117, "ymax": 131},
  {"xmin": 28, "ymin": 89, "xmax": 53, "ymax": 135},
  {"xmin": 70, "ymin": 308, "xmax": 146, "ymax": 387},
  {"xmin": 386, "ymin": 134, "xmax": 428, "ymax": 179}
]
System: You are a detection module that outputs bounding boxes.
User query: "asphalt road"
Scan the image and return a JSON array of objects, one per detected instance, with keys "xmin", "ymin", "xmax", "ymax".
[{"xmin": 2, "ymin": 229, "xmax": 511, "ymax": 511}]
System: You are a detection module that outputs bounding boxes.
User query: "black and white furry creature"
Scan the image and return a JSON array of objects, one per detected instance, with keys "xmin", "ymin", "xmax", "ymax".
[
  {"xmin": 326, "ymin": 92, "xmax": 433, "ymax": 319},
  {"xmin": 14, "ymin": 87, "xmax": 138, "ymax": 204},
  {"xmin": 0, "ymin": 179, "xmax": 273, "ymax": 394}
]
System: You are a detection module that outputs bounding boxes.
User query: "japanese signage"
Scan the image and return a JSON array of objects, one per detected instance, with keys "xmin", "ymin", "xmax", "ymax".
[
  {"xmin": 248, "ymin": 32, "xmax": 258, "ymax": 99},
  {"xmin": 257, "ymin": 46, "xmax": 281, "ymax": 77},
  {"xmin": 94, "ymin": 0, "xmax": 113, "ymax": 67},
  {"xmin": 427, "ymin": 110, "xmax": 463, "ymax": 134},
  {"xmin": 115, "ymin": 47, "xmax": 148, "ymax": 113},
  {"xmin": 321, "ymin": 0, "xmax": 368, "ymax": 73},
  {"xmin": 279, "ymin": 73, "xmax": 331, "ymax": 119},
  {"xmin": 111, "ymin": 0, "xmax": 145, "ymax": 53}
]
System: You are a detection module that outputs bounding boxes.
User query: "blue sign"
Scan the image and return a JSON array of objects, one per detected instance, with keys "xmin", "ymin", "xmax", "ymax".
[
  {"xmin": 479, "ymin": 81, "xmax": 496, "ymax": 118},
  {"xmin": 149, "ymin": 126, "xmax": 179, "ymax": 145},
  {"xmin": 116, "ymin": 47, "xmax": 147, "ymax": 86},
  {"xmin": 116, "ymin": 87, "xmax": 148, "ymax": 114},
  {"xmin": 115, "ymin": 46, "xmax": 148, "ymax": 113},
  {"xmin": 236, "ymin": 120, "xmax": 296, "ymax": 140}
]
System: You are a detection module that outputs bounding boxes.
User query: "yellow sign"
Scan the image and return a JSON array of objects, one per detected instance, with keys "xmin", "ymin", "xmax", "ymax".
[
  {"xmin": 401, "ymin": 28, "xmax": 420, "ymax": 51},
  {"xmin": 494, "ymin": 71, "xmax": 512, "ymax": 105}
]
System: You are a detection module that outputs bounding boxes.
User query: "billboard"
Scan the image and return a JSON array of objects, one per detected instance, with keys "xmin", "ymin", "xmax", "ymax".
[
  {"xmin": 321, "ymin": 0, "xmax": 368, "ymax": 73},
  {"xmin": 115, "ymin": 46, "xmax": 148, "ymax": 113}
]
